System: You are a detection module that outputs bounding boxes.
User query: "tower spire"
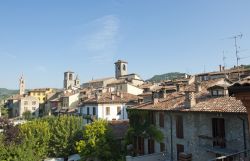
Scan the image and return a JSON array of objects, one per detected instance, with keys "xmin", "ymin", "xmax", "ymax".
[{"xmin": 19, "ymin": 74, "xmax": 25, "ymax": 95}]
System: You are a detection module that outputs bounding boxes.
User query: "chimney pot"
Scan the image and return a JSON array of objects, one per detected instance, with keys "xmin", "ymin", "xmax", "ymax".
[
  {"xmin": 153, "ymin": 98, "xmax": 159, "ymax": 104},
  {"xmin": 195, "ymin": 82, "xmax": 201, "ymax": 93},
  {"xmin": 184, "ymin": 91, "xmax": 196, "ymax": 109},
  {"xmin": 111, "ymin": 93, "xmax": 115, "ymax": 100}
]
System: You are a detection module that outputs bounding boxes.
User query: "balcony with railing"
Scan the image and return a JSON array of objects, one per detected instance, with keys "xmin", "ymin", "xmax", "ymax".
[
  {"xmin": 198, "ymin": 135, "xmax": 238, "ymax": 155},
  {"xmin": 208, "ymin": 149, "xmax": 250, "ymax": 161}
]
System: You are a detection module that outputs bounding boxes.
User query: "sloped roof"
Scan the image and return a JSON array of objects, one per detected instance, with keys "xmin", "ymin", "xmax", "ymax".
[
  {"xmin": 130, "ymin": 92, "xmax": 246, "ymax": 113},
  {"xmin": 82, "ymin": 92, "xmax": 138, "ymax": 104},
  {"xmin": 228, "ymin": 76, "xmax": 250, "ymax": 95},
  {"xmin": 109, "ymin": 120, "xmax": 129, "ymax": 139}
]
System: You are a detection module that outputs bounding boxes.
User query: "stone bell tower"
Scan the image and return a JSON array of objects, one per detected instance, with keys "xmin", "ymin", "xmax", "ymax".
[
  {"xmin": 19, "ymin": 74, "xmax": 25, "ymax": 95},
  {"xmin": 115, "ymin": 60, "xmax": 128, "ymax": 79},
  {"xmin": 64, "ymin": 71, "xmax": 75, "ymax": 89}
]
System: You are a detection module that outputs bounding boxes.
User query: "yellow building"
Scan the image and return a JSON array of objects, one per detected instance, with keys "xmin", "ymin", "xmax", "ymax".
[{"xmin": 28, "ymin": 88, "xmax": 55, "ymax": 104}]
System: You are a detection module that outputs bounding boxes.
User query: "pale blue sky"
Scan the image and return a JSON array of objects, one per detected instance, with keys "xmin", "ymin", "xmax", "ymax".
[{"xmin": 0, "ymin": 0, "xmax": 250, "ymax": 89}]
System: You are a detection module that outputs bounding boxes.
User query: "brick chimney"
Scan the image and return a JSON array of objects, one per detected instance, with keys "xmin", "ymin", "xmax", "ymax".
[
  {"xmin": 176, "ymin": 84, "xmax": 180, "ymax": 92},
  {"xmin": 195, "ymin": 82, "xmax": 201, "ymax": 93},
  {"xmin": 138, "ymin": 97, "xmax": 143, "ymax": 104},
  {"xmin": 152, "ymin": 92, "xmax": 159, "ymax": 104},
  {"xmin": 111, "ymin": 93, "xmax": 115, "ymax": 100},
  {"xmin": 120, "ymin": 93, "xmax": 124, "ymax": 99},
  {"xmin": 184, "ymin": 91, "xmax": 196, "ymax": 109},
  {"xmin": 153, "ymin": 97, "xmax": 159, "ymax": 104},
  {"xmin": 95, "ymin": 92, "xmax": 100, "ymax": 100}
]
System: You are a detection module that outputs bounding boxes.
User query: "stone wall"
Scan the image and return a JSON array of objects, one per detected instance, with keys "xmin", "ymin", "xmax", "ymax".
[
  {"xmin": 126, "ymin": 152, "xmax": 167, "ymax": 161},
  {"xmin": 143, "ymin": 111, "xmax": 249, "ymax": 161}
]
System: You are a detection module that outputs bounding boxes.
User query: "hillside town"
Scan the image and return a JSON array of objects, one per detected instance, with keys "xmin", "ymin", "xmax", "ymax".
[{"xmin": 1, "ymin": 59, "xmax": 250, "ymax": 161}]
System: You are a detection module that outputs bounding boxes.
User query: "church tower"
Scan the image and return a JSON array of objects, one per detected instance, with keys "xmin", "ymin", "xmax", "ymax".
[
  {"xmin": 19, "ymin": 74, "xmax": 25, "ymax": 95},
  {"xmin": 64, "ymin": 71, "xmax": 75, "ymax": 89},
  {"xmin": 74, "ymin": 74, "xmax": 80, "ymax": 88},
  {"xmin": 115, "ymin": 60, "xmax": 128, "ymax": 79}
]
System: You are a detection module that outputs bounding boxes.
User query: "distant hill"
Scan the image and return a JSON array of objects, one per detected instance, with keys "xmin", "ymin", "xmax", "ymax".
[
  {"xmin": 147, "ymin": 72, "xmax": 187, "ymax": 82},
  {"xmin": 243, "ymin": 64, "xmax": 250, "ymax": 69},
  {"xmin": 0, "ymin": 88, "xmax": 19, "ymax": 101}
]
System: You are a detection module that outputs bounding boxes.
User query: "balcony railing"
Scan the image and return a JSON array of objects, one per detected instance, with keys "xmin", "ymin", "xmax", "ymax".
[
  {"xmin": 198, "ymin": 135, "xmax": 239, "ymax": 156},
  {"xmin": 208, "ymin": 149, "xmax": 250, "ymax": 161}
]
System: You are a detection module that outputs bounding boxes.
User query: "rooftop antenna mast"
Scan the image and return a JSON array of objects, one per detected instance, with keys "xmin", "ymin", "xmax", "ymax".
[
  {"xmin": 222, "ymin": 51, "xmax": 227, "ymax": 68},
  {"xmin": 227, "ymin": 33, "xmax": 243, "ymax": 67}
]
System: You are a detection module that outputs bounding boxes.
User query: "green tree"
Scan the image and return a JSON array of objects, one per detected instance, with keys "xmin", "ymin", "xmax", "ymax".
[
  {"xmin": 19, "ymin": 119, "xmax": 51, "ymax": 159},
  {"xmin": 0, "ymin": 104, "xmax": 9, "ymax": 118},
  {"xmin": 76, "ymin": 119, "xmax": 120, "ymax": 161},
  {"xmin": 0, "ymin": 116, "xmax": 83, "ymax": 160},
  {"xmin": 44, "ymin": 115, "xmax": 83, "ymax": 158},
  {"xmin": 22, "ymin": 111, "xmax": 32, "ymax": 120}
]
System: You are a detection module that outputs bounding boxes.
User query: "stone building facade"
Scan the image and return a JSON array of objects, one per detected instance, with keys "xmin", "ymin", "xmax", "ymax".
[{"xmin": 128, "ymin": 78, "xmax": 249, "ymax": 161}]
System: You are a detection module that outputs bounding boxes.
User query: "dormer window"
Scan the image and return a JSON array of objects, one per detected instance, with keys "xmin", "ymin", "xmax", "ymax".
[
  {"xmin": 208, "ymin": 84, "xmax": 228, "ymax": 97},
  {"xmin": 212, "ymin": 89, "xmax": 224, "ymax": 96}
]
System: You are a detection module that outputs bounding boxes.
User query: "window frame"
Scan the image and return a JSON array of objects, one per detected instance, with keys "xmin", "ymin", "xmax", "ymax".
[
  {"xmin": 106, "ymin": 107, "xmax": 110, "ymax": 115},
  {"xmin": 176, "ymin": 115, "xmax": 184, "ymax": 139}
]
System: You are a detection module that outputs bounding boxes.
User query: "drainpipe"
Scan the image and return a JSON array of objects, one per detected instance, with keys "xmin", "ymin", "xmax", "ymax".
[
  {"xmin": 238, "ymin": 116, "xmax": 247, "ymax": 153},
  {"xmin": 170, "ymin": 112, "xmax": 173, "ymax": 161}
]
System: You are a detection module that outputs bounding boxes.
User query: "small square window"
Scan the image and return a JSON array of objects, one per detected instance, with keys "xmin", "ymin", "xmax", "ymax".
[
  {"xmin": 160, "ymin": 142, "xmax": 165, "ymax": 152},
  {"xmin": 106, "ymin": 107, "xmax": 110, "ymax": 115},
  {"xmin": 117, "ymin": 106, "xmax": 121, "ymax": 115}
]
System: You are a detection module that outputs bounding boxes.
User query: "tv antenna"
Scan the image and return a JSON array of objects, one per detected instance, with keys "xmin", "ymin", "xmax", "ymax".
[
  {"xmin": 222, "ymin": 51, "xmax": 227, "ymax": 68},
  {"xmin": 227, "ymin": 33, "xmax": 243, "ymax": 67}
]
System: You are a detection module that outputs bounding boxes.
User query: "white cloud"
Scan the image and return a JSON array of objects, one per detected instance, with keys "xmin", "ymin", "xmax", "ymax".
[{"xmin": 77, "ymin": 15, "xmax": 120, "ymax": 63}]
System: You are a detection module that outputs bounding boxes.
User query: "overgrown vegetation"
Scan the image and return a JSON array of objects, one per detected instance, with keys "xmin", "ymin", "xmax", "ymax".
[{"xmin": 125, "ymin": 110, "xmax": 164, "ymax": 155}]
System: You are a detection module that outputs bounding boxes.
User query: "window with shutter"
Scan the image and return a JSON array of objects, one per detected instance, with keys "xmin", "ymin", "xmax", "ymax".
[{"xmin": 176, "ymin": 115, "xmax": 184, "ymax": 138}]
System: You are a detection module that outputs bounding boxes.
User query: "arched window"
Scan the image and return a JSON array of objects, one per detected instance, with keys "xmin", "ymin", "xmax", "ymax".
[
  {"xmin": 123, "ymin": 64, "xmax": 126, "ymax": 71},
  {"xmin": 69, "ymin": 74, "xmax": 73, "ymax": 80}
]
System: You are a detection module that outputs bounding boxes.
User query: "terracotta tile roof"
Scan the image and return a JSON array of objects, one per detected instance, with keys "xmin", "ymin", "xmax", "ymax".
[
  {"xmin": 184, "ymin": 78, "xmax": 230, "ymax": 92},
  {"xmin": 109, "ymin": 120, "xmax": 129, "ymax": 139},
  {"xmin": 130, "ymin": 92, "xmax": 185, "ymax": 111},
  {"xmin": 196, "ymin": 67, "xmax": 250, "ymax": 76},
  {"xmin": 190, "ymin": 96, "xmax": 246, "ymax": 113},
  {"xmin": 228, "ymin": 76, "xmax": 250, "ymax": 95},
  {"xmin": 107, "ymin": 79, "xmax": 127, "ymax": 85},
  {"xmin": 138, "ymin": 92, "xmax": 152, "ymax": 96},
  {"xmin": 88, "ymin": 77, "xmax": 115, "ymax": 83},
  {"xmin": 130, "ymin": 92, "xmax": 246, "ymax": 113},
  {"xmin": 139, "ymin": 83, "xmax": 155, "ymax": 89},
  {"xmin": 28, "ymin": 88, "xmax": 53, "ymax": 92},
  {"xmin": 82, "ymin": 92, "xmax": 139, "ymax": 104},
  {"xmin": 8, "ymin": 94, "xmax": 23, "ymax": 100},
  {"xmin": 231, "ymin": 76, "xmax": 250, "ymax": 87}
]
